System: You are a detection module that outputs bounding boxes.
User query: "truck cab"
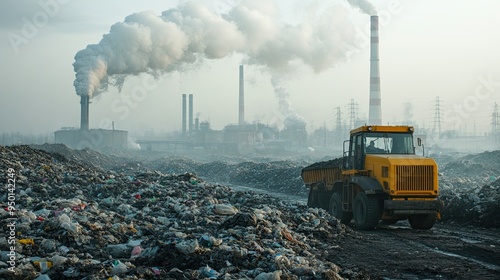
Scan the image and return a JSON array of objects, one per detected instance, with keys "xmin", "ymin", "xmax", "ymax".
[{"xmin": 345, "ymin": 126, "xmax": 416, "ymax": 170}]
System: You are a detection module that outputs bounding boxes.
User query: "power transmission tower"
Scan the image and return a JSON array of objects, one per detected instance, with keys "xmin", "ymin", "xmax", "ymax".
[
  {"xmin": 334, "ymin": 107, "xmax": 342, "ymax": 131},
  {"xmin": 432, "ymin": 96, "xmax": 443, "ymax": 138},
  {"xmin": 493, "ymin": 102, "xmax": 500, "ymax": 148},
  {"xmin": 333, "ymin": 107, "xmax": 342, "ymax": 145},
  {"xmin": 348, "ymin": 99, "xmax": 358, "ymax": 129}
]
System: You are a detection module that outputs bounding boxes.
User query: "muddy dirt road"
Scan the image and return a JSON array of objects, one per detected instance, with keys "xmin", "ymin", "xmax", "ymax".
[{"xmin": 325, "ymin": 222, "xmax": 500, "ymax": 279}]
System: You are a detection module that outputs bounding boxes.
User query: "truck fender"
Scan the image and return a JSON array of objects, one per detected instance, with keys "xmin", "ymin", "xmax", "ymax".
[
  {"xmin": 332, "ymin": 182, "xmax": 343, "ymax": 193},
  {"xmin": 349, "ymin": 176, "xmax": 384, "ymax": 194}
]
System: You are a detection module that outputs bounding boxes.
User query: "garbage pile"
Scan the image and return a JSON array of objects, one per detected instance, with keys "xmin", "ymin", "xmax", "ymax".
[
  {"xmin": 30, "ymin": 143, "xmax": 141, "ymax": 171},
  {"xmin": 301, "ymin": 158, "xmax": 343, "ymax": 171},
  {"xmin": 150, "ymin": 157, "xmax": 308, "ymax": 196},
  {"xmin": 0, "ymin": 145, "xmax": 362, "ymax": 279},
  {"xmin": 439, "ymin": 153, "xmax": 500, "ymax": 228}
]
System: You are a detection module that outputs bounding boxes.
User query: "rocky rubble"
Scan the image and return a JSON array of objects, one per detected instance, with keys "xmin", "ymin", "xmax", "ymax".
[{"xmin": 0, "ymin": 145, "xmax": 359, "ymax": 279}]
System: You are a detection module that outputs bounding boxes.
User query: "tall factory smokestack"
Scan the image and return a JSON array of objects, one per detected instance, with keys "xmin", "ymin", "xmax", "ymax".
[
  {"xmin": 80, "ymin": 95, "xmax": 89, "ymax": 130},
  {"xmin": 238, "ymin": 65, "xmax": 244, "ymax": 126},
  {"xmin": 189, "ymin": 94, "xmax": 193, "ymax": 133},
  {"xmin": 368, "ymin": 15, "xmax": 382, "ymax": 125},
  {"xmin": 182, "ymin": 94, "xmax": 187, "ymax": 135}
]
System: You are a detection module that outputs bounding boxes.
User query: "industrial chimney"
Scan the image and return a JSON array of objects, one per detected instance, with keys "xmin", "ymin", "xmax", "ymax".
[
  {"xmin": 189, "ymin": 94, "xmax": 193, "ymax": 133},
  {"xmin": 80, "ymin": 95, "xmax": 89, "ymax": 130},
  {"xmin": 182, "ymin": 94, "xmax": 187, "ymax": 135},
  {"xmin": 238, "ymin": 65, "xmax": 244, "ymax": 126},
  {"xmin": 368, "ymin": 15, "xmax": 382, "ymax": 125}
]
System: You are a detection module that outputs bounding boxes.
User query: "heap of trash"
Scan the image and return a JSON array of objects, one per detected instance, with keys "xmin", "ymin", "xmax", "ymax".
[
  {"xmin": 0, "ymin": 145, "xmax": 361, "ymax": 280},
  {"xmin": 439, "ymin": 152, "xmax": 500, "ymax": 228},
  {"xmin": 150, "ymin": 157, "xmax": 307, "ymax": 196}
]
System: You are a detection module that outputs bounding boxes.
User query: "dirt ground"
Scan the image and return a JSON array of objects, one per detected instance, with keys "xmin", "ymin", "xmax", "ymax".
[{"xmin": 324, "ymin": 222, "xmax": 500, "ymax": 279}]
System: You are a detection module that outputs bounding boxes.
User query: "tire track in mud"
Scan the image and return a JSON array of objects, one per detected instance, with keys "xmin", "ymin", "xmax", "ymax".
[{"xmin": 370, "ymin": 223, "xmax": 500, "ymax": 279}]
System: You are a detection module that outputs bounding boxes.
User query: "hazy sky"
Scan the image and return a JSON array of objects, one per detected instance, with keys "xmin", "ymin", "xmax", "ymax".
[{"xmin": 1, "ymin": 0, "xmax": 499, "ymax": 137}]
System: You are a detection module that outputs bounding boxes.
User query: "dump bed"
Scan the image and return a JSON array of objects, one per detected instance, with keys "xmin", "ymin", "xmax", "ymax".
[{"xmin": 301, "ymin": 157, "xmax": 344, "ymax": 187}]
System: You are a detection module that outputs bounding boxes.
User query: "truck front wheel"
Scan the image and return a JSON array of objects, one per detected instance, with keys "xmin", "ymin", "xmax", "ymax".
[
  {"xmin": 408, "ymin": 213, "xmax": 436, "ymax": 230},
  {"xmin": 329, "ymin": 192, "xmax": 352, "ymax": 224},
  {"xmin": 353, "ymin": 192, "xmax": 380, "ymax": 230}
]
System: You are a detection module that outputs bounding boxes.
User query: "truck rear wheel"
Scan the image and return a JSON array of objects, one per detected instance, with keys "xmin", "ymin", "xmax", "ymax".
[
  {"xmin": 353, "ymin": 192, "xmax": 380, "ymax": 230},
  {"xmin": 329, "ymin": 192, "xmax": 352, "ymax": 224},
  {"xmin": 408, "ymin": 213, "xmax": 436, "ymax": 230}
]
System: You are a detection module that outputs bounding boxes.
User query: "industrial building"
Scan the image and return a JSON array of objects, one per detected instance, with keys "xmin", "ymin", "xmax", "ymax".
[{"xmin": 53, "ymin": 95, "xmax": 128, "ymax": 150}]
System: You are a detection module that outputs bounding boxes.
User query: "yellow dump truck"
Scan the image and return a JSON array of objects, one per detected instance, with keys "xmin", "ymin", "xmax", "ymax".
[{"xmin": 302, "ymin": 125, "xmax": 443, "ymax": 230}]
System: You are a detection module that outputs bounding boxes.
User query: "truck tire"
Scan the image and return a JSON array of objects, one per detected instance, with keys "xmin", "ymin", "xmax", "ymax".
[
  {"xmin": 408, "ymin": 213, "xmax": 436, "ymax": 230},
  {"xmin": 353, "ymin": 192, "xmax": 380, "ymax": 230},
  {"xmin": 329, "ymin": 192, "xmax": 352, "ymax": 224}
]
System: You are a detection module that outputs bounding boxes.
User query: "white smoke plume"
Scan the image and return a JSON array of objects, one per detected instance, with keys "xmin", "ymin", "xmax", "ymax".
[
  {"xmin": 271, "ymin": 76, "xmax": 306, "ymax": 129},
  {"xmin": 73, "ymin": 0, "xmax": 357, "ymax": 98},
  {"xmin": 346, "ymin": 0, "xmax": 377, "ymax": 15}
]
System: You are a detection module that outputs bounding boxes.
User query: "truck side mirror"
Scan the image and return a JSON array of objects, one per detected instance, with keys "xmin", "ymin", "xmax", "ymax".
[{"xmin": 417, "ymin": 137, "xmax": 425, "ymax": 156}]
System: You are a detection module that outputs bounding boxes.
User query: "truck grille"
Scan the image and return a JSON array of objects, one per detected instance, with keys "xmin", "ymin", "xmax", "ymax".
[{"xmin": 395, "ymin": 165, "xmax": 434, "ymax": 192}]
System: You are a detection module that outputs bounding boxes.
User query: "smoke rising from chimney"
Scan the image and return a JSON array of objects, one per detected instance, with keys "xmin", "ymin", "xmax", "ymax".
[
  {"xmin": 73, "ymin": 1, "xmax": 358, "ymax": 98},
  {"xmin": 271, "ymin": 76, "xmax": 306, "ymax": 129},
  {"xmin": 346, "ymin": 0, "xmax": 377, "ymax": 15}
]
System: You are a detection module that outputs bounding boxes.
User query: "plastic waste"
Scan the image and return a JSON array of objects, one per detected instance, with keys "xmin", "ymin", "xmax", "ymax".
[
  {"xmin": 150, "ymin": 267, "xmax": 161, "ymax": 275},
  {"xmin": 175, "ymin": 239, "xmax": 199, "ymax": 255},
  {"xmin": 33, "ymin": 259, "xmax": 53, "ymax": 273},
  {"xmin": 50, "ymin": 255, "xmax": 68, "ymax": 267},
  {"xmin": 34, "ymin": 275, "xmax": 51, "ymax": 280},
  {"xmin": 199, "ymin": 235, "xmax": 213, "ymax": 247},
  {"xmin": 131, "ymin": 246, "xmax": 142, "ymax": 258},
  {"xmin": 255, "ymin": 270, "xmax": 282, "ymax": 280},
  {"xmin": 110, "ymin": 260, "xmax": 128, "ymax": 275},
  {"xmin": 63, "ymin": 267, "xmax": 80, "ymax": 277},
  {"xmin": 18, "ymin": 239, "xmax": 35, "ymax": 245},
  {"xmin": 201, "ymin": 265, "xmax": 219, "ymax": 279},
  {"xmin": 213, "ymin": 204, "xmax": 238, "ymax": 215}
]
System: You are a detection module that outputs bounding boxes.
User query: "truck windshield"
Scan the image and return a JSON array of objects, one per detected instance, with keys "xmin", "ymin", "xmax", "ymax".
[{"xmin": 364, "ymin": 132, "xmax": 414, "ymax": 154}]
